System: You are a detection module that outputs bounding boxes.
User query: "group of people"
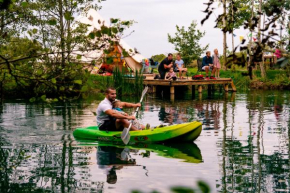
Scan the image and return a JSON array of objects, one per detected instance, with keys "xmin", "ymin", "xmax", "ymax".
[
  {"xmin": 158, "ymin": 53, "xmax": 188, "ymax": 80},
  {"xmin": 157, "ymin": 49, "xmax": 222, "ymax": 80},
  {"xmin": 202, "ymin": 49, "xmax": 221, "ymax": 79}
]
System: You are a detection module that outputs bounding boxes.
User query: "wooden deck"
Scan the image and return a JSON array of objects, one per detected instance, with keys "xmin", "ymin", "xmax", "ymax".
[{"xmin": 143, "ymin": 76, "xmax": 236, "ymax": 96}]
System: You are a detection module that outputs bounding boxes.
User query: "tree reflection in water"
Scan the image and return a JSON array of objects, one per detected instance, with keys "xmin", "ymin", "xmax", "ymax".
[{"xmin": 0, "ymin": 90, "xmax": 289, "ymax": 192}]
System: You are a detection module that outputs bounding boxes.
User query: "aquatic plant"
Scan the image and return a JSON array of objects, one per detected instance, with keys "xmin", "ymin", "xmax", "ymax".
[{"xmin": 90, "ymin": 68, "xmax": 144, "ymax": 98}]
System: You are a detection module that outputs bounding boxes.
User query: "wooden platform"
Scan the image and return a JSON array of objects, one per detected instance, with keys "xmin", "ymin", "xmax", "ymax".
[{"xmin": 143, "ymin": 76, "xmax": 237, "ymax": 95}]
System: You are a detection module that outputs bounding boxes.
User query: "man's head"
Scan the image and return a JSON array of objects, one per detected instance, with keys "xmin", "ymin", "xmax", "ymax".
[
  {"xmin": 105, "ymin": 87, "xmax": 116, "ymax": 102},
  {"xmin": 168, "ymin": 53, "xmax": 173, "ymax": 60},
  {"xmin": 176, "ymin": 53, "xmax": 181, "ymax": 60},
  {"xmin": 206, "ymin": 51, "xmax": 211, "ymax": 57},
  {"xmin": 107, "ymin": 169, "xmax": 117, "ymax": 184}
]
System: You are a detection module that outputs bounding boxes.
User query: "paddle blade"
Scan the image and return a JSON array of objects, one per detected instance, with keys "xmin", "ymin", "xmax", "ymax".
[
  {"xmin": 122, "ymin": 130, "xmax": 130, "ymax": 145},
  {"xmin": 121, "ymin": 127, "xmax": 129, "ymax": 140},
  {"xmin": 142, "ymin": 86, "xmax": 149, "ymax": 97}
]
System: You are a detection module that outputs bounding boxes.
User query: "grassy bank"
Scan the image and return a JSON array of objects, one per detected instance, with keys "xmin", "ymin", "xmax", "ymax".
[
  {"xmin": 184, "ymin": 68, "xmax": 290, "ymax": 90},
  {"xmin": 85, "ymin": 67, "xmax": 289, "ymax": 101}
]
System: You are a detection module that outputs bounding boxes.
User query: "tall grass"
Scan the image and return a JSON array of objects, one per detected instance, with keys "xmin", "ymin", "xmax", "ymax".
[{"xmin": 90, "ymin": 68, "xmax": 144, "ymax": 98}]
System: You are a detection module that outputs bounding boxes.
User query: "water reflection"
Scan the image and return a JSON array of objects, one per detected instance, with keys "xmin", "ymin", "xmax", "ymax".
[
  {"xmin": 93, "ymin": 142, "xmax": 202, "ymax": 185},
  {"xmin": 0, "ymin": 90, "xmax": 289, "ymax": 192},
  {"xmin": 97, "ymin": 146, "xmax": 137, "ymax": 184}
]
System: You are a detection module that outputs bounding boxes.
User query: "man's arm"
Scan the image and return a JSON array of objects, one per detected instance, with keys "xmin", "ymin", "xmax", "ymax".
[
  {"xmin": 105, "ymin": 109, "xmax": 135, "ymax": 120},
  {"xmin": 164, "ymin": 63, "xmax": 173, "ymax": 69},
  {"xmin": 202, "ymin": 57, "xmax": 206, "ymax": 66},
  {"xmin": 121, "ymin": 102, "xmax": 141, "ymax": 108}
]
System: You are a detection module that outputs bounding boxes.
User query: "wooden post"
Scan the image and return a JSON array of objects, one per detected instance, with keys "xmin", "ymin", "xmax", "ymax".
[
  {"xmin": 198, "ymin": 93, "xmax": 202, "ymax": 100},
  {"xmin": 170, "ymin": 86, "xmax": 174, "ymax": 94},
  {"xmin": 230, "ymin": 80, "xmax": 237, "ymax": 92},
  {"xmin": 153, "ymin": 86, "xmax": 156, "ymax": 93},
  {"xmin": 198, "ymin": 85, "xmax": 203, "ymax": 93},
  {"xmin": 192, "ymin": 85, "xmax": 195, "ymax": 99},
  {"xmin": 224, "ymin": 92, "xmax": 228, "ymax": 100},
  {"xmin": 224, "ymin": 84, "xmax": 229, "ymax": 92},
  {"xmin": 231, "ymin": 92, "xmax": 236, "ymax": 101},
  {"xmin": 170, "ymin": 94, "xmax": 175, "ymax": 102}
]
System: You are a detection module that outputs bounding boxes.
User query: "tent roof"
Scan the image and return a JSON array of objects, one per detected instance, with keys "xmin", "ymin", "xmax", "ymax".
[{"xmin": 74, "ymin": 9, "xmax": 145, "ymax": 68}]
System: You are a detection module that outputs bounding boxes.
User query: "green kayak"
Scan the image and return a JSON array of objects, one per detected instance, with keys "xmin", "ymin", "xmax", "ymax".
[{"xmin": 73, "ymin": 121, "xmax": 202, "ymax": 143}]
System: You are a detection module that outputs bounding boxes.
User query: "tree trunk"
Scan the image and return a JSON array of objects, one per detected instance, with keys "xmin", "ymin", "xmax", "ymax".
[
  {"xmin": 231, "ymin": 1, "xmax": 235, "ymax": 70},
  {"xmin": 0, "ymin": 13, "xmax": 4, "ymax": 36},
  {"xmin": 58, "ymin": 0, "xmax": 65, "ymax": 67},
  {"xmin": 258, "ymin": 0, "xmax": 266, "ymax": 78},
  {"xmin": 223, "ymin": 0, "xmax": 227, "ymax": 70},
  {"xmin": 247, "ymin": 0, "xmax": 255, "ymax": 79},
  {"xmin": 64, "ymin": 0, "xmax": 71, "ymax": 63}
]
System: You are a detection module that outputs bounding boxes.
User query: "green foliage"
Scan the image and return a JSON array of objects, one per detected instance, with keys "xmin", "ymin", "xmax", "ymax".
[
  {"xmin": 168, "ymin": 21, "xmax": 208, "ymax": 66},
  {"xmin": 88, "ymin": 68, "xmax": 144, "ymax": 98},
  {"xmin": 0, "ymin": 0, "xmax": 135, "ymax": 101},
  {"xmin": 151, "ymin": 54, "xmax": 166, "ymax": 63},
  {"xmin": 226, "ymin": 0, "xmax": 251, "ymax": 31}
]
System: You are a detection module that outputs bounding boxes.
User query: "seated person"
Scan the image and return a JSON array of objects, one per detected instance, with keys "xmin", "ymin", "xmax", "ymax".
[
  {"xmin": 113, "ymin": 99, "xmax": 148, "ymax": 130},
  {"xmin": 174, "ymin": 53, "xmax": 187, "ymax": 79},
  {"xmin": 158, "ymin": 53, "xmax": 173, "ymax": 79},
  {"xmin": 202, "ymin": 51, "xmax": 216, "ymax": 79},
  {"xmin": 96, "ymin": 87, "xmax": 140, "ymax": 131},
  {"xmin": 165, "ymin": 67, "xmax": 177, "ymax": 80}
]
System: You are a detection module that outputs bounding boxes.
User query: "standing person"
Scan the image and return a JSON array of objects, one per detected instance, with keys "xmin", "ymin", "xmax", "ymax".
[
  {"xmin": 158, "ymin": 53, "xmax": 173, "ymax": 79},
  {"xmin": 202, "ymin": 51, "xmax": 216, "ymax": 80},
  {"xmin": 174, "ymin": 53, "xmax": 188, "ymax": 79},
  {"xmin": 212, "ymin": 49, "xmax": 221, "ymax": 78},
  {"xmin": 96, "ymin": 87, "xmax": 141, "ymax": 131}
]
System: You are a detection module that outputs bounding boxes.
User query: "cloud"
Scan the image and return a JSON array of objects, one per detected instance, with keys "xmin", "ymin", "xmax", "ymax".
[{"xmin": 99, "ymin": 0, "xmax": 242, "ymax": 58}]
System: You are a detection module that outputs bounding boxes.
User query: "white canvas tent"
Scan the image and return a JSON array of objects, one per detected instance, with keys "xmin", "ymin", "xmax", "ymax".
[{"xmin": 74, "ymin": 9, "xmax": 145, "ymax": 72}]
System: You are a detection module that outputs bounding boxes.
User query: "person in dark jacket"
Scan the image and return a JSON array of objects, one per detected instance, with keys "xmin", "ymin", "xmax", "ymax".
[
  {"xmin": 158, "ymin": 53, "xmax": 173, "ymax": 79},
  {"xmin": 202, "ymin": 51, "xmax": 216, "ymax": 79}
]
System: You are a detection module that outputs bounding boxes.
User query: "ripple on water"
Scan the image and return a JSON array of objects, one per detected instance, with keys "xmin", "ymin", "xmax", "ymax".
[{"xmin": 0, "ymin": 91, "xmax": 290, "ymax": 192}]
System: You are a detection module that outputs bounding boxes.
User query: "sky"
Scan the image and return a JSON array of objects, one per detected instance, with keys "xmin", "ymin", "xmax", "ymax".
[{"xmin": 98, "ymin": 0, "xmax": 247, "ymax": 58}]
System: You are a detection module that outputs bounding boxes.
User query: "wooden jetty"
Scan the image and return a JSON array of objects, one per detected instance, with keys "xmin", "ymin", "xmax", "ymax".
[{"xmin": 142, "ymin": 75, "xmax": 236, "ymax": 100}]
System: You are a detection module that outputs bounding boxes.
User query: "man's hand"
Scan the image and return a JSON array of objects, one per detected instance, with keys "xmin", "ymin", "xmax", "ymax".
[
  {"xmin": 128, "ymin": 115, "xmax": 136, "ymax": 120},
  {"xmin": 135, "ymin": 103, "xmax": 141, "ymax": 108}
]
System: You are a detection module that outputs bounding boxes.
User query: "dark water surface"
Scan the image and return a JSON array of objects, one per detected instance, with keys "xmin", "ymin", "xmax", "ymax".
[{"xmin": 0, "ymin": 90, "xmax": 290, "ymax": 193}]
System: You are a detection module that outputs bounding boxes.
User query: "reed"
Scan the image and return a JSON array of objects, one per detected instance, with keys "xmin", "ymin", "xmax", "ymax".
[{"xmin": 96, "ymin": 68, "xmax": 144, "ymax": 97}]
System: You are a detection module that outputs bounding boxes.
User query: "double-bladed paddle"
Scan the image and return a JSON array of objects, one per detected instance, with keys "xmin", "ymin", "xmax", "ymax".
[{"xmin": 121, "ymin": 86, "xmax": 148, "ymax": 144}]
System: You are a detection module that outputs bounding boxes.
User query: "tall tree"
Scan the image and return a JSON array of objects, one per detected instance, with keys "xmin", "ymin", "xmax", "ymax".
[
  {"xmin": 258, "ymin": 0, "xmax": 266, "ymax": 78},
  {"xmin": 0, "ymin": 0, "xmax": 134, "ymax": 100},
  {"xmin": 168, "ymin": 21, "xmax": 208, "ymax": 66},
  {"xmin": 202, "ymin": 0, "xmax": 290, "ymax": 79},
  {"xmin": 223, "ymin": 0, "xmax": 227, "ymax": 70}
]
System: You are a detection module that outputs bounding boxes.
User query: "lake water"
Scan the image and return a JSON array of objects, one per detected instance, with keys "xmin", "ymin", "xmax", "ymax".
[{"xmin": 0, "ymin": 90, "xmax": 290, "ymax": 193}]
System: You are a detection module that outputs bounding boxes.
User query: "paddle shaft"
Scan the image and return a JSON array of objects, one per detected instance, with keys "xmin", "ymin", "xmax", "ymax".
[
  {"xmin": 128, "ymin": 88, "xmax": 147, "ymax": 130},
  {"xmin": 121, "ymin": 86, "xmax": 148, "ymax": 144},
  {"xmin": 127, "ymin": 92, "xmax": 146, "ymax": 129}
]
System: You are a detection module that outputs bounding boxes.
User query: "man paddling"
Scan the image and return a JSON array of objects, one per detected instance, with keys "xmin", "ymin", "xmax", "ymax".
[{"xmin": 96, "ymin": 87, "xmax": 141, "ymax": 131}]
